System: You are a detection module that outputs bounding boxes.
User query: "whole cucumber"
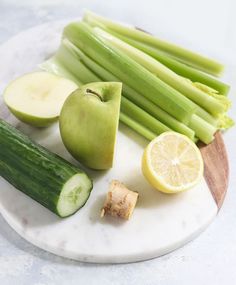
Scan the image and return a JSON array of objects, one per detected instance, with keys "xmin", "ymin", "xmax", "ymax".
[{"xmin": 0, "ymin": 119, "xmax": 93, "ymax": 217}]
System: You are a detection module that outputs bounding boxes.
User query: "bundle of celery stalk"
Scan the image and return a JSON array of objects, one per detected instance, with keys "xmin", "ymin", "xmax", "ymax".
[{"xmin": 41, "ymin": 11, "xmax": 233, "ymax": 144}]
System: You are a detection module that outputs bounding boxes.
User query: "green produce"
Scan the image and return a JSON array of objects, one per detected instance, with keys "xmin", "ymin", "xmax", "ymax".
[
  {"xmin": 41, "ymin": 43, "xmax": 101, "ymax": 85},
  {"xmin": 63, "ymin": 21, "xmax": 196, "ymax": 124},
  {"xmin": 121, "ymin": 97, "xmax": 171, "ymax": 135},
  {"xmin": 122, "ymin": 84, "xmax": 195, "ymax": 140},
  {"xmin": 97, "ymin": 31, "xmax": 230, "ymax": 95},
  {"xmin": 94, "ymin": 28, "xmax": 230, "ymax": 117},
  {"xmin": 119, "ymin": 113, "xmax": 156, "ymax": 141},
  {"xmin": 194, "ymin": 106, "xmax": 218, "ymax": 127},
  {"xmin": 59, "ymin": 82, "xmax": 122, "ymax": 170},
  {"xmin": 189, "ymin": 115, "xmax": 216, "ymax": 144},
  {"xmin": 49, "ymin": 40, "xmax": 217, "ymax": 143},
  {"xmin": 57, "ymin": 40, "xmax": 215, "ymax": 142},
  {"xmin": 0, "ymin": 119, "xmax": 93, "ymax": 218},
  {"xmin": 43, "ymin": 40, "xmax": 190, "ymax": 140},
  {"xmin": 40, "ymin": 57, "xmax": 82, "ymax": 86},
  {"xmin": 41, "ymin": 40, "xmax": 215, "ymax": 143},
  {"xmin": 67, "ymin": 24, "xmax": 226, "ymax": 130},
  {"xmin": 3, "ymin": 72, "xmax": 78, "ymax": 127},
  {"xmin": 40, "ymin": 13, "xmax": 233, "ymax": 144},
  {"xmin": 83, "ymin": 10, "xmax": 224, "ymax": 76},
  {"xmin": 41, "ymin": 42, "xmax": 102, "ymax": 85}
]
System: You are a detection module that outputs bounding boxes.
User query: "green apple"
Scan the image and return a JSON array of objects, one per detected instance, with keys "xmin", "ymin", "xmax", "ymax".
[
  {"xmin": 3, "ymin": 72, "xmax": 78, "ymax": 127},
  {"xmin": 59, "ymin": 82, "xmax": 122, "ymax": 170}
]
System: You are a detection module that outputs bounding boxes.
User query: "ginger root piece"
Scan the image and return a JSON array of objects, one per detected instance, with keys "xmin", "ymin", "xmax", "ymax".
[{"xmin": 101, "ymin": 180, "xmax": 139, "ymax": 220}]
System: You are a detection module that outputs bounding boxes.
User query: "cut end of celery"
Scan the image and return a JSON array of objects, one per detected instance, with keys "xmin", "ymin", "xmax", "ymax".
[{"xmin": 217, "ymin": 115, "xmax": 235, "ymax": 130}]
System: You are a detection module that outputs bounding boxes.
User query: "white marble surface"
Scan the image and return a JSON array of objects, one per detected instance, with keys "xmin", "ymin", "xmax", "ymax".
[
  {"xmin": 0, "ymin": 0, "xmax": 236, "ymax": 284},
  {"xmin": 0, "ymin": 19, "xmax": 218, "ymax": 264}
]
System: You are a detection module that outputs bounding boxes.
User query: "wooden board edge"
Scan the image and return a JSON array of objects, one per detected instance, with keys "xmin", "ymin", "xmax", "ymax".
[{"xmin": 199, "ymin": 132, "xmax": 229, "ymax": 210}]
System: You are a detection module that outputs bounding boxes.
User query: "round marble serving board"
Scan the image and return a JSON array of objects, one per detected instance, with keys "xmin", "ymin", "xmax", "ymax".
[{"xmin": 0, "ymin": 21, "xmax": 229, "ymax": 263}]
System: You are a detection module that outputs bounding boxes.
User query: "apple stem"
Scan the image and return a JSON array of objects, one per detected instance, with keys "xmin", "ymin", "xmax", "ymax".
[{"xmin": 86, "ymin": 88, "xmax": 104, "ymax": 102}]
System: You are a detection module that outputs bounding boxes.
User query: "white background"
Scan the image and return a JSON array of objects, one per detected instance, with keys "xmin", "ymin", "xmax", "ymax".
[{"xmin": 0, "ymin": 0, "xmax": 236, "ymax": 284}]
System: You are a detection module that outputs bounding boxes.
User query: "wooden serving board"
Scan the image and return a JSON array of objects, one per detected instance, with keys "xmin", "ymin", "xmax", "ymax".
[{"xmin": 0, "ymin": 21, "xmax": 229, "ymax": 263}]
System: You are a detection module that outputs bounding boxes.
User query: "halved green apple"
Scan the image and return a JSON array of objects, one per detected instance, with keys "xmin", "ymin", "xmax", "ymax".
[
  {"xmin": 60, "ymin": 82, "xmax": 122, "ymax": 170},
  {"xmin": 3, "ymin": 71, "xmax": 78, "ymax": 127}
]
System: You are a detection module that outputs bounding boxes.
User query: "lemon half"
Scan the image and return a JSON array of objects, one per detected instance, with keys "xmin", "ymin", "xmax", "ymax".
[{"xmin": 142, "ymin": 132, "xmax": 204, "ymax": 193}]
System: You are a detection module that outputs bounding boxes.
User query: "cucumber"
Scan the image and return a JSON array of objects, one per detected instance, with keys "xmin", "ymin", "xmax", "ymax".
[{"xmin": 0, "ymin": 119, "xmax": 93, "ymax": 217}]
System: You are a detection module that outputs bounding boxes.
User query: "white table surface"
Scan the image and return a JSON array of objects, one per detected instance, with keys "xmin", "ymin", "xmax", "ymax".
[{"xmin": 0, "ymin": 0, "xmax": 236, "ymax": 284}]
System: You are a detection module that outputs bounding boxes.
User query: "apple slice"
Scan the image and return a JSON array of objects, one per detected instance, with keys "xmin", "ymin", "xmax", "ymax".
[
  {"xmin": 3, "ymin": 72, "xmax": 78, "ymax": 127},
  {"xmin": 60, "ymin": 82, "xmax": 122, "ymax": 170}
]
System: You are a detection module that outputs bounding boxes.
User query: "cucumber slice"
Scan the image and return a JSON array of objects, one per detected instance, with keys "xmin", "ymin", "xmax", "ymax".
[
  {"xmin": 57, "ymin": 173, "xmax": 93, "ymax": 217},
  {"xmin": 3, "ymin": 72, "xmax": 78, "ymax": 127}
]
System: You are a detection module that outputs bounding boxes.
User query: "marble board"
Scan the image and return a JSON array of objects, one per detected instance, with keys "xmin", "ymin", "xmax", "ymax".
[{"xmin": 0, "ymin": 20, "xmax": 228, "ymax": 263}]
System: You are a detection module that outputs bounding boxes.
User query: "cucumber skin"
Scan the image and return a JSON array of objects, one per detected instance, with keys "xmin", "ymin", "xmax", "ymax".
[{"xmin": 0, "ymin": 119, "xmax": 93, "ymax": 217}]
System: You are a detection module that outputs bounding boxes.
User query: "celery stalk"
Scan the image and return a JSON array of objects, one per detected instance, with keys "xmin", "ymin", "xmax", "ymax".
[
  {"xmin": 217, "ymin": 115, "xmax": 234, "ymax": 129},
  {"xmin": 62, "ymin": 38, "xmax": 219, "ymax": 131},
  {"xmin": 195, "ymin": 106, "xmax": 218, "ymax": 126},
  {"xmin": 63, "ymin": 22, "xmax": 196, "ymax": 123},
  {"xmin": 100, "ymin": 31, "xmax": 230, "ymax": 96},
  {"xmin": 121, "ymin": 96, "xmax": 213, "ymax": 144},
  {"xmin": 42, "ymin": 42, "xmax": 101, "ymax": 84},
  {"xmin": 120, "ymin": 113, "xmax": 156, "ymax": 140},
  {"xmin": 189, "ymin": 115, "xmax": 216, "ymax": 144},
  {"xmin": 83, "ymin": 10, "xmax": 224, "ymax": 76},
  {"xmin": 122, "ymin": 85, "xmax": 195, "ymax": 140},
  {"xmin": 54, "ymin": 39, "xmax": 218, "ymax": 142},
  {"xmin": 40, "ymin": 57, "xmax": 82, "ymax": 85},
  {"xmin": 61, "ymin": 39, "xmax": 194, "ymax": 140},
  {"xmin": 41, "ymin": 38, "xmax": 217, "ymax": 144},
  {"xmin": 94, "ymin": 28, "xmax": 230, "ymax": 116},
  {"xmin": 121, "ymin": 97, "xmax": 171, "ymax": 135},
  {"xmin": 194, "ymin": 137, "xmax": 199, "ymax": 144},
  {"xmin": 41, "ymin": 44, "xmax": 171, "ymax": 139}
]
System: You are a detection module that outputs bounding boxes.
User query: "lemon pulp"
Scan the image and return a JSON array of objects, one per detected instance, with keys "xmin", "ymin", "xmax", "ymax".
[{"xmin": 142, "ymin": 132, "xmax": 204, "ymax": 193}]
